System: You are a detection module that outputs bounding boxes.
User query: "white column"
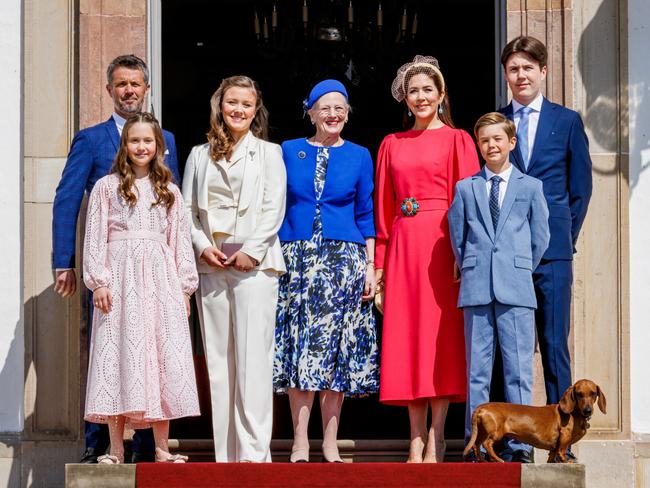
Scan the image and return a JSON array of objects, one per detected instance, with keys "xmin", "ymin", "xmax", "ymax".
[
  {"xmin": 629, "ymin": 0, "xmax": 650, "ymax": 435},
  {"xmin": 0, "ymin": 0, "xmax": 24, "ymax": 433}
]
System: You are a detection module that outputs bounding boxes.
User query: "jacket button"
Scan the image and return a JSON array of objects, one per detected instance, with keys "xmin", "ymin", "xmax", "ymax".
[
  {"xmin": 492, "ymin": 247, "xmax": 498, "ymax": 252},
  {"xmin": 239, "ymin": 210, "xmax": 245, "ymax": 216}
]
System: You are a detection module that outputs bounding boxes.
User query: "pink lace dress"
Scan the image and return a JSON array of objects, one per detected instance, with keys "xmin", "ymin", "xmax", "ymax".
[{"xmin": 83, "ymin": 174, "xmax": 200, "ymax": 428}]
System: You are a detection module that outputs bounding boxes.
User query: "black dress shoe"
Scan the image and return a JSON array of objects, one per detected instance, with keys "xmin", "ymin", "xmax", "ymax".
[
  {"xmin": 463, "ymin": 450, "xmax": 481, "ymax": 463},
  {"xmin": 131, "ymin": 451, "xmax": 156, "ymax": 463},
  {"xmin": 511, "ymin": 449, "xmax": 533, "ymax": 463},
  {"xmin": 79, "ymin": 447, "xmax": 103, "ymax": 464},
  {"xmin": 554, "ymin": 450, "xmax": 578, "ymax": 463},
  {"xmin": 565, "ymin": 450, "xmax": 578, "ymax": 462}
]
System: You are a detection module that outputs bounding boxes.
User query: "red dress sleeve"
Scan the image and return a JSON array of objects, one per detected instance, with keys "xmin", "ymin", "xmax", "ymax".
[
  {"xmin": 447, "ymin": 129, "xmax": 480, "ymax": 204},
  {"xmin": 374, "ymin": 135, "xmax": 396, "ymax": 270}
]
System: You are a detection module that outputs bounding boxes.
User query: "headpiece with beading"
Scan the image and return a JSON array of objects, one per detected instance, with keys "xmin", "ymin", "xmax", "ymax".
[{"xmin": 390, "ymin": 55, "xmax": 445, "ymax": 103}]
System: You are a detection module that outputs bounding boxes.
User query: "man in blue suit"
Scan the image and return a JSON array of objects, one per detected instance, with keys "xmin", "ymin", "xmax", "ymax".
[
  {"xmin": 499, "ymin": 37, "xmax": 592, "ymax": 430},
  {"xmin": 52, "ymin": 54, "xmax": 180, "ymax": 463},
  {"xmin": 449, "ymin": 112, "xmax": 550, "ymax": 463}
]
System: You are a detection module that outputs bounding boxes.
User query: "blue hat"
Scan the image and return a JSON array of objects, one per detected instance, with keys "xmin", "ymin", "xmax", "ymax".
[{"xmin": 303, "ymin": 79, "xmax": 349, "ymax": 110}]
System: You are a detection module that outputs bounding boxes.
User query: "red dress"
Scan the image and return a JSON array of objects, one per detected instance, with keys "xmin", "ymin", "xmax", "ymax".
[{"xmin": 375, "ymin": 126, "xmax": 479, "ymax": 405}]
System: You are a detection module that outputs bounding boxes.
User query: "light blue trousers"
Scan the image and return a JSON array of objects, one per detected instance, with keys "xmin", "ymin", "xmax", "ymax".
[{"xmin": 463, "ymin": 302, "xmax": 535, "ymax": 454}]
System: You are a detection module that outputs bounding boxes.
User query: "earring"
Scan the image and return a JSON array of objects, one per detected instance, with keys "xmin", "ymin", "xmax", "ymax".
[
  {"xmin": 438, "ymin": 104, "xmax": 443, "ymax": 115},
  {"xmin": 407, "ymin": 109, "xmax": 413, "ymax": 117}
]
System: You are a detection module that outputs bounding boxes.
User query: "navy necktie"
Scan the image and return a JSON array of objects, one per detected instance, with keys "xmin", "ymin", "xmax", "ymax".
[
  {"xmin": 489, "ymin": 175, "xmax": 502, "ymax": 231},
  {"xmin": 517, "ymin": 106, "xmax": 533, "ymax": 168}
]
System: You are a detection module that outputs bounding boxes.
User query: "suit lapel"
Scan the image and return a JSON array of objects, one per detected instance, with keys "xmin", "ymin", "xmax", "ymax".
[
  {"xmin": 527, "ymin": 97, "xmax": 558, "ymax": 173},
  {"xmin": 471, "ymin": 170, "xmax": 495, "ymax": 243},
  {"xmin": 237, "ymin": 133, "xmax": 260, "ymax": 212},
  {"xmin": 196, "ymin": 147, "xmax": 210, "ymax": 212},
  {"xmin": 104, "ymin": 118, "xmax": 120, "ymax": 152},
  {"xmin": 494, "ymin": 167, "xmax": 523, "ymax": 242}
]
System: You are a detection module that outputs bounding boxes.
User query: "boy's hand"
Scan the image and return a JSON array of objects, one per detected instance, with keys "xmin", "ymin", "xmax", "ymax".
[{"xmin": 453, "ymin": 263, "xmax": 461, "ymax": 283}]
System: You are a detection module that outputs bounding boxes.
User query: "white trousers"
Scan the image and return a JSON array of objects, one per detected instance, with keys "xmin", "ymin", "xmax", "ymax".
[{"xmin": 196, "ymin": 268, "xmax": 278, "ymax": 462}]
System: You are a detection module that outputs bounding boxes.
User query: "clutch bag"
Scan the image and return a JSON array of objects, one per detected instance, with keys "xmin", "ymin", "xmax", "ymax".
[
  {"xmin": 374, "ymin": 288, "xmax": 384, "ymax": 314},
  {"xmin": 221, "ymin": 243, "xmax": 243, "ymax": 258}
]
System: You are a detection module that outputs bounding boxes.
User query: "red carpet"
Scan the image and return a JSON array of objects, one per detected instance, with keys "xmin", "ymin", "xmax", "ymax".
[{"xmin": 136, "ymin": 463, "xmax": 521, "ymax": 487}]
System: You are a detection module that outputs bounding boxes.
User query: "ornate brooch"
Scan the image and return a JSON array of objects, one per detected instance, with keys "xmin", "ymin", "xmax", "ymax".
[{"xmin": 401, "ymin": 197, "xmax": 419, "ymax": 217}]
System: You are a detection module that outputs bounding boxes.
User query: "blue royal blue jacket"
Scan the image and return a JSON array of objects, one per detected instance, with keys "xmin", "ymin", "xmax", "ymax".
[
  {"xmin": 52, "ymin": 117, "xmax": 180, "ymax": 269},
  {"xmin": 279, "ymin": 138, "xmax": 375, "ymax": 244}
]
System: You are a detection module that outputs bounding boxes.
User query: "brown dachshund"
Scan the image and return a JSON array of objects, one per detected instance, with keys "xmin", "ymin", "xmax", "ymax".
[{"xmin": 463, "ymin": 379, "xmax": 606, "ymax": 463}]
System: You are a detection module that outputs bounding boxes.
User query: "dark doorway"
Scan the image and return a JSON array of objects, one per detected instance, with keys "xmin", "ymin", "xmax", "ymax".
[{"xmin": 162, "ymin": 0, "xmax": 500, "ymax": 442}]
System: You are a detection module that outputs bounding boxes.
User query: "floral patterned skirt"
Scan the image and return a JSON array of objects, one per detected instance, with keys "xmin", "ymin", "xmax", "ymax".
[{"xmin": 273, "ymin": 214, "xmax": 379, "ymax": 395}]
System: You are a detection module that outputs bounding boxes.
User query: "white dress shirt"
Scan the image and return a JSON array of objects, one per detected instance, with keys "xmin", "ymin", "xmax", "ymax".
[
  {"xmin": 512, "ymin": 92, "xmax": 543, "ymax": 160},
  {"xmin": 485, "ymin": 164, "xmax": 513, "ymax": 208},
  {"xmin": 112, "ymin": 113, "xmax": 127, "ymax": 135}
]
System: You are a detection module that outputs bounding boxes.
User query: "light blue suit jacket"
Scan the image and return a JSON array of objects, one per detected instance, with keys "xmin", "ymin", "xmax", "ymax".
[{"xmin": 448, "ymin": 166, "xmax": 550, "ymax": 308}]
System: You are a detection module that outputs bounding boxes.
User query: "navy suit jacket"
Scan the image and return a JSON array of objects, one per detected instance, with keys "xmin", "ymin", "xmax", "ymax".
[
  {"xmin": 52, "ymin": 117, "xmax": 180, "ymax": 269},
  {"xmin": 500, "ymin": 98, "xmax": 592, "ymax": 260},
  {"xmin": 448, "ymin": 166, "xmax": 550, "ymax": 308}
]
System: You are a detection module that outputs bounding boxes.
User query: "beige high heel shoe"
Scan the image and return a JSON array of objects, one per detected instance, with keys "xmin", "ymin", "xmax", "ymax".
[
  {"xmin": 290, "ymin": 444, "xmax": 310, "ymax": 463},
  {"xmin": 321, "ymin": 443, "xmax": 343, "ymax": 463}
]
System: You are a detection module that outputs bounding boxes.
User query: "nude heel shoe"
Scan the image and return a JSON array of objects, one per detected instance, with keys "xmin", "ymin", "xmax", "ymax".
[
  {"xmin": 290, "ymin": 444, "xmax": 310, "ymax": 463},
  {"xmin": 321, "ymin": 443, "xmax": 343, "ymax": 463}
]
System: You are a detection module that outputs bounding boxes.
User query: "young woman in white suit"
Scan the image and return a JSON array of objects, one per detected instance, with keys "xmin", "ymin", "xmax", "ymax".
[{"xmin": 182, "ymin": 76, "xmax": 286, "ymax": 462}]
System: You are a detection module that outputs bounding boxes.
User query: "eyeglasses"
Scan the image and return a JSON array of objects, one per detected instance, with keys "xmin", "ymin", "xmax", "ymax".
[{"xmin": 317, "ymin": 105, "xmax": 348, "ymax": 116}]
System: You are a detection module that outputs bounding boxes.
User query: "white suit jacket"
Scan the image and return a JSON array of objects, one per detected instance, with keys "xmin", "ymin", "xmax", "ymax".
[{"xmin": 182, "ymin": 133, "xmax": 287, "ymax": 275}]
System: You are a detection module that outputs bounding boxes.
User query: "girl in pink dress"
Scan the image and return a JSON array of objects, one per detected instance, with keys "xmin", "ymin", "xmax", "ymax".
[
  {"xmin": 83, "ymin": 113, "xmax": 199, "ymax": 464},
  {"xmin": 375, "ymin": 56, "xmax": 479, "ymax": 463}
]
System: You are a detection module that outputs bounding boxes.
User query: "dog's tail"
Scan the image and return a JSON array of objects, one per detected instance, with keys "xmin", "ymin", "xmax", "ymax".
[{"xmin": 463, "ymin": 408, "xmax": 480, "ymax": 457}]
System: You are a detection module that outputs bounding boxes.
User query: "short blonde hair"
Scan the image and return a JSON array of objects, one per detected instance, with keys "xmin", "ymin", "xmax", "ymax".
[{"xmin": 474, "ymin": 112, "xmax": 516, "ymax": 140}]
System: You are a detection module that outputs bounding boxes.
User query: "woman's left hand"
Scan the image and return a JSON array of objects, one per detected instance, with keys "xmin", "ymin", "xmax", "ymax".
[
  {"xmin": 362, "ymin": 266, "xmax": 377, "ymax": 301},
  {"xmin": 225, "ymin": 251, "xmax": 258, "ymax": 272}
]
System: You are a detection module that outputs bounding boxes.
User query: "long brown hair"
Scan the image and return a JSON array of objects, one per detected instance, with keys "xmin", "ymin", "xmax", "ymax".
[
  {"xmin": 110, "ymin": 112, "xmax": 175, "ymax": 209},
  {"xmin": 206, "ymin": 75, "xmax": 269, "ymax": 162},
  {"xmin": 402, "ymin": 67, "xmax": 455, "ymax": 129}
]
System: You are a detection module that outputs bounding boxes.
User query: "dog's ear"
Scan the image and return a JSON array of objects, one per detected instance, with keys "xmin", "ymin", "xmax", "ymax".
[
  {"xmin": 597, "ymin": 385, "xmax": 607, "ymax": 414},
  {"xmin": 559, "ymin": 386, "xmax": 576, "ymax": 414}
]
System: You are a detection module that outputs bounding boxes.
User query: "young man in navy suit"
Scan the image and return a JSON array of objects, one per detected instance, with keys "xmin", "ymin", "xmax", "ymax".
[
  {"xmin": 499, "ymin": 37, "xmax": 593, "ymax": 460},
  {"xmin": 52, "ymin": 54, "xmax": 180, "ymax": 463},
  {"xmin": 449, "ymin": 113, "xmax": 550, "ymax": 463}
]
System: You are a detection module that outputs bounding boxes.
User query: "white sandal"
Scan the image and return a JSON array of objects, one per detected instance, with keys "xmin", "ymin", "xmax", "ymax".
[
  {"xmin": 97, "ymin": 454, "xmax": 120, "ymax": 465},
  {"xmin": 156, "ymin": 453, "xmax": 188, "ymax": 463}
]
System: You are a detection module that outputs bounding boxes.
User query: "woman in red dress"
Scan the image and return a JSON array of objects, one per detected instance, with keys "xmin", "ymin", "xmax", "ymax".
[{"xmin": 375, "ymin": 56, "xmax": 479, "ymax": 463}]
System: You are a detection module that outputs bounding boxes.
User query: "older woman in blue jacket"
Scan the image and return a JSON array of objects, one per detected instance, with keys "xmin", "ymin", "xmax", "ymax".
[{"xmin": 274, "ymin": 80, "xmax": 379, "ymax": 463}]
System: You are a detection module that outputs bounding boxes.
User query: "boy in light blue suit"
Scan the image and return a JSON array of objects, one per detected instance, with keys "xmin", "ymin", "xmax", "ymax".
[{"xmin": 448, "ymin": 112, "xmax": 550, "ymax": 462}]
